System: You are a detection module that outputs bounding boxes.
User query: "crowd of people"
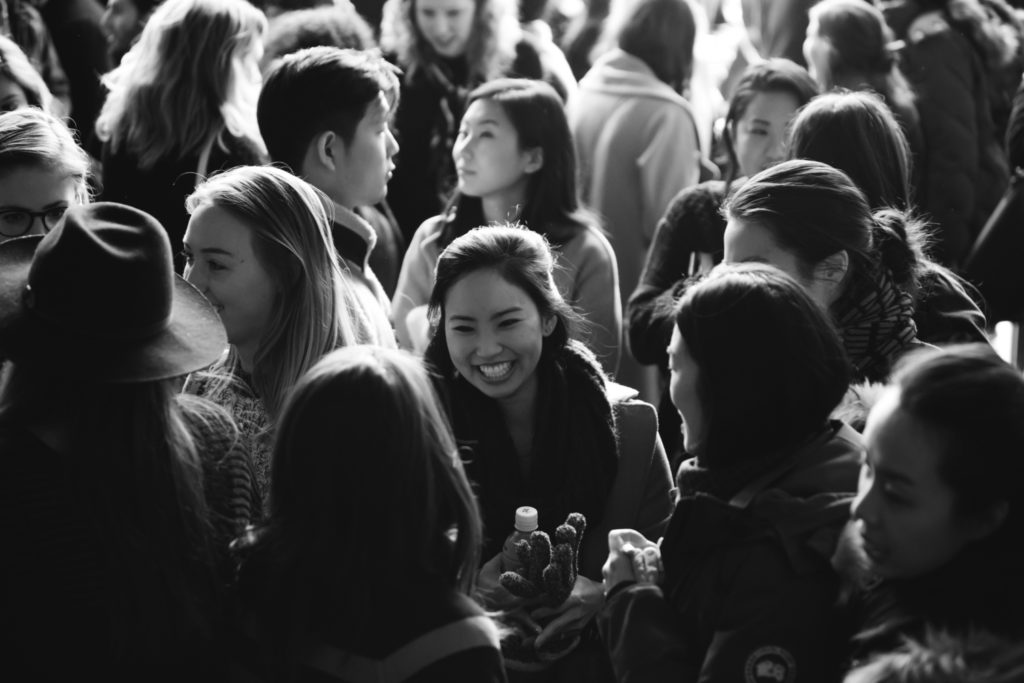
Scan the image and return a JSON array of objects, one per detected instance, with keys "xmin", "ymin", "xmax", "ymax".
[{"xmin": 3, "ymin": 0, "xmax": 1024, "ymax": 680}]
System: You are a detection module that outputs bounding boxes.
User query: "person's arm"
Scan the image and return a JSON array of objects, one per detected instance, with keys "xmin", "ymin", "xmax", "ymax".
[
  {"xmin": 392, "ymin": 220, "xmax": 441, "ymax": 351},
  {"xmin": 598, "ymin": 583, "xmax": 700, "ymax": 682},
  {"xmin": 561, "ymin": 226, "xmax": 623, "ymax": 374},
  {"xmin": 627, "ymin": 184, "xmax": 719, "ymax": 367}
]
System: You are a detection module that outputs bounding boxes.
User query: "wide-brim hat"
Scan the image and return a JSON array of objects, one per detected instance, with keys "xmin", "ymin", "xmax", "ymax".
[{"xmin": 0, "ymin": 202, "xmax": 227, "ymax": 383}]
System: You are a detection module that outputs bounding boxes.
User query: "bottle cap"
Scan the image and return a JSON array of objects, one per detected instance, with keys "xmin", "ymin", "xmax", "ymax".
[{"xmin": 514, "ymin": 506, "xmax": 538, "ymax": 532}]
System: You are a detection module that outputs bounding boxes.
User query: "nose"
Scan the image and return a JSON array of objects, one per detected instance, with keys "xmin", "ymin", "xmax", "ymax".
[
  {"xmin": 474, "ymin": 328, "xmax": 502, "ymax": 358},
  {"xmin": 387, "ymin": 128, "xmax": 399, "ymax": 158},
  {"xmin": 184, "ymin": 261, "xmax": 206, "ymax": 292},
  {"xmin": 101, "ymin": 7, "xmax": 113, "ymax": 31},
  {"xmin": 453, "ymin": 133, "xmax": 470, "ymax": 163},
  {"xmin": 850, "ymin": 473, "xmax": 879, "ymax": 527},
  {"xmin": 26, "ymin": 214, "xmax": 46, "ymax": 237}
]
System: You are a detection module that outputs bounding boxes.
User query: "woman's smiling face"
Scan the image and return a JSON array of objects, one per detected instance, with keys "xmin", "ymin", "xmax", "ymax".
[{"xmin": 443, "ymin": 267, "xmax": 555, "ymax": 408}]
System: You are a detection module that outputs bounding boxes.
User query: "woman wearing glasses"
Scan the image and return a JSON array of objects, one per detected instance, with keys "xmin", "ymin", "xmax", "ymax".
[{"xmin": 0, "ymin": 108, "xmax": 90, "ymax": 244}]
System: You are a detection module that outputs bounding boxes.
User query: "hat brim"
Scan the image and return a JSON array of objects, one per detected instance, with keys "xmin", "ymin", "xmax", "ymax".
[{"xmin": 0, "ymin": 235, "xmax": 227, "ymax": 383}]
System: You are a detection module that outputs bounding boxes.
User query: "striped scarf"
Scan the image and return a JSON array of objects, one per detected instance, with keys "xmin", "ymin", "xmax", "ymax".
[{"xmin": 837, "ymin": 268, "xmax": 918, "ymax": 383}]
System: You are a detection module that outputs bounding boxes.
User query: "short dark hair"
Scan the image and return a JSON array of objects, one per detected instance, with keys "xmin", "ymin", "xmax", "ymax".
[
  {"xmin": 257, "ymin": 46, "xmax": 400, "ymax": 173},
  {"xmin": 892, "ymin": 344, "xmax": 1024, "ymax": 522},
  {"xmin": 673, "ymin": 262, "xmax": 851, "ymax": 466}
]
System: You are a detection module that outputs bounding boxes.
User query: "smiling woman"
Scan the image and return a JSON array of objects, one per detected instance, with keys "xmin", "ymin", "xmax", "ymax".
[
  {"xmin": 423, "ymin": 223, "xmax": 673, "ymax": 676},
  {"xmin": 0, "ymin": 108, "xmax": 90, "ymax": 245},
  {"xmin": 182, "ymin": 165, "xmax": 366, "ymax": 507},
  {"xmin": 835, "ymin": 344, "xmax": 1024, "ymax": 669}
]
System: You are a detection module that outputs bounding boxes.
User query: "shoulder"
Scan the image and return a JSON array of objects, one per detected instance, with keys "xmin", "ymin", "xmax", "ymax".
[
  {"xmin": 560, "ymin": 223, "xmax": 615, "ymax": 261},
  {"xmin": 411, "ymin": 214, "xmax": 447, "ymax": 250},
  {"xmin": 608, "ymin": 383, "xmax": 659, "ymax": 439}
]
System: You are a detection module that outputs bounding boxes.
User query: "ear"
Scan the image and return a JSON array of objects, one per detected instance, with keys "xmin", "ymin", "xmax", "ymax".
[
  {"xmin": 812, "ymin": 250, "xmax": 849, "ymax": 304},
  {"xmin": 968, "ymin": 500, "xmax": 1009, "ymax": 542},
  {"xmin": 312, "ymin": 130, "xmax": 339, "ymax": 173},
  {"xmin": 522, "ymin": 146, "xmax": 544, "ymax": 175},
  {"xmin": 541, "ymin": 314, "xmax": 556, "ymax": 337}
]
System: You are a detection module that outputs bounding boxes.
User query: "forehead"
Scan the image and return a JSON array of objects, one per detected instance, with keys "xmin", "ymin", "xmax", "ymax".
[
  {"xmin": 864, "ymin": 390, "xmax": 948, "ymax": 484},
  {"xmin": 416, "ymin": 0, "xmax": 475, "ymax": 12},
  {"xmin": 361, "ymin": 92, "xmax": 390, "ymax": 124},
  {"xmin": 445, "ymin": 268, "xmax": 537, "ymax": 312},
  {"xmin": 463, "ymin": 98, "xmax": 512, "ymax": 127},
  {"xmin": 0, "ymin": 165, "xmax": 78, "ymax": 207},
  {"xmin": 739, "ymin": 90, "xmax": 802, "ymax": 124},
  {"xmin": 185, "ymin": 204, "xmax": 258, "ymax": 255}
]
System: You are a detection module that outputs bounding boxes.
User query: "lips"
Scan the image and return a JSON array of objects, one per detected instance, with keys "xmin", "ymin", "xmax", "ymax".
[{"xmin": 858, "ymin": 531, "xmax": 888, "ymax": 566}]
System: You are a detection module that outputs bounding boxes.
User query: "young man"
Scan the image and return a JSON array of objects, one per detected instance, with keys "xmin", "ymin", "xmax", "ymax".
[{"xmin": 258, "ymin": 46, "xmax": 400, "ymax": 346}]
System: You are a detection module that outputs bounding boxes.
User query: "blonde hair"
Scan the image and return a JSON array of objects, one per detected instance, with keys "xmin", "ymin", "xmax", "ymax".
[
  {"xmin": 186, "ymin": 165, "xmax": 360, "ymax": 419},
  {"xmin": 0, "ymin": 35, "xmax": 56, "ymax": 114},
  {"xmin": 96, "ymin": 0, "xmax": 268, "ymax": 169},
  {"xmin": 0, "ymin": 107, "xmax": 91, "ymax": 204},
  {"xmin": 379, "ymin": 0, "xmax": 518, "ymax": 82}
]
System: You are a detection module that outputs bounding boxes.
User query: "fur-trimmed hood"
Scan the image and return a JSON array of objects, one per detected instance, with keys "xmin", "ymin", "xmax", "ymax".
[{"xmin": 883, "ymin": 0, "xmax": 1024, "ymax": 70}]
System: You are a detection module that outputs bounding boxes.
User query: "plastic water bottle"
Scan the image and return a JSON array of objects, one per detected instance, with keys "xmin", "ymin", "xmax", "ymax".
[{"xmin": 501, "ymin": 506, "xmax": 538, "ymax": 572}]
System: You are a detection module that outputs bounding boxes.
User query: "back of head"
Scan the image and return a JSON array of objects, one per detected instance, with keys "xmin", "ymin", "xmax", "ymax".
[
  {"xmin": 722, "ymin": 58, "xmax": 818, "ymax": 183},
  {"xmin": 261, "ymin": 4, "xmax": 376, "ymax": 72},
  {"xmin": 0, "ymin": 108, "xmax": 91, "ymax": 204},
  {"xmin": 270, "ymin": 346, "xmax": 482, "ymax": 598},
  {"xmin": 788, "ymin": 90, "xmax": 913, "ymax": 212},
  {"xmin": 673, "ymin": 262, "xmax": 850, "ymax": 465},
  {"xmin": 891, "ymin": 344, "xmax": 1024, "ymax": 540},
  {"xmin": 462, "ymin": 78, "xmax": 582, "ymax": 237},
  {"xmin": 97, "ymin": 0, "xmax": 268, "ymax": 165},
  {"xmin": 424, "ymin": 223, "xmax": 577, "ymax": 374},
  {"xmin": 258, "ymin": 46, "xmax": 399, "ymax": 174},
  {"xmin": 809, "ymin": 0, "xmax": 897, "ymax": 89},
  {"xmin": 726, "ymin": 158, "xmax": 919, "ymax": 307},
  {"xmin": 0, "ymin": 35, "xmax": 55, "ymax": 113},
  {"xmin": 186, "ymin": 165, "xmax": 355, "ymax": 417},
  {"xmin": 613, "ymin": 0, "xmax": 696, "ymax": 92}
]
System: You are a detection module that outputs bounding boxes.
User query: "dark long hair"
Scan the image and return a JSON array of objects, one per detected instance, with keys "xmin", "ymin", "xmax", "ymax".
[
  {"xmin": 725, "ymin": 159, "xmax": 922, "ymax": 311},
  {"xmin": 439, "ymin": 78, "xmax": 596, "ymax": 250},
  {"xmin": 423, "ymin": 225, "xmax": 617, "ymax": 558},
  {"xmin": 674, "ymin": 263, "xmax": 851, "ymax": 466},
  {"xmin": 239, "ymin": 345, "xmax": 483, "ymax": 675},
  {"xmin": 0, "ymin": 361, "xmax": 221, "ymax": 670}
]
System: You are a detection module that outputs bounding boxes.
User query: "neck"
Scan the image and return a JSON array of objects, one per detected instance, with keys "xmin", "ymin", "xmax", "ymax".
[
  {"xmin": 235, "ymin": 343, "xmax": 257, "ymax": 374},
  {"xmin": 481, "ymin": 184, "xmax": 528, "ymax": 224},
  {"xmin": 497, "ymin": 373, "xmax": 539, "ymax": 460}
]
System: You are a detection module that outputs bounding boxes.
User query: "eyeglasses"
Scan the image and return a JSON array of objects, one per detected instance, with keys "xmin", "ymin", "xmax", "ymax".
[{"xmin": 0, "ymin": 206, "xmax": 69, "ymax": 237}]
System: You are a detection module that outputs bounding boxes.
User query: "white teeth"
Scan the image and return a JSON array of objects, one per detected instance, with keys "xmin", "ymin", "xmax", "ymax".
[{"xmin": 478, "ymin": 361, "xmax": 512, "ymax": 379}]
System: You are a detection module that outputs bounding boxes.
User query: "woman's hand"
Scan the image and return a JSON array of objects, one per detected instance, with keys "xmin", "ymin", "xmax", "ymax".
[
  {"xmin": 530, "ymin": 574, "xmax": 604, "ymax": 649},
  {"xmin": 602, "ymin": 529, "xmax": 663, "ymax": 594}
]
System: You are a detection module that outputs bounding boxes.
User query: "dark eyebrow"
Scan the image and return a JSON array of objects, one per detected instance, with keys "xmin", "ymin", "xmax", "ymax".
[
  {"xmin": 448, "ymin": 307, "xmax": 523, "ymax": 323},
  {"xmin": 749, "ymin": 118, "xmax": 772, "ymax": 126}
]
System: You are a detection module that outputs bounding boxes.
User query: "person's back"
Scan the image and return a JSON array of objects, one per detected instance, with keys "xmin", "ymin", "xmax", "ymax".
[
  {"xmin": 230, "ymin": 347, "xmax": 506, "ymax": 682},
  {"xmin": 0, "ymin": 202, "xmax": 235, "ymax": 679},
  {"xmin": 96, "ymin": 0, "xmax": 268, "ymax": 269}
]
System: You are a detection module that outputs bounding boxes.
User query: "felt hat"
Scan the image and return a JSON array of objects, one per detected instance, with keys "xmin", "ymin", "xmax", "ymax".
[{"xmin": 0, "ymin": 202, "xmax": 226, "ymax": 382}]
